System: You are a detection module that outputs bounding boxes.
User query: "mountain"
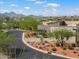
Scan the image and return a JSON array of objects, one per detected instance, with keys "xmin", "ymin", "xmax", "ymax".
[
  {"xmin": 0, "ymin": 12, "xmax": 25, "ymax": 18},
  {"xmin": 0, "ymin": 12, "xmax": 25, "ymax": 21}
]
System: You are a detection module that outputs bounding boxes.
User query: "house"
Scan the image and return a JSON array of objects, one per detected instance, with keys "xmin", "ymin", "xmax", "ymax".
[
  {"xmin": 38, "ymin": 21, "xmax": 79, "ymax": 32},
  {"xmin": 38, "ymin": 21, "xmax": 79, "ymax": 43}
]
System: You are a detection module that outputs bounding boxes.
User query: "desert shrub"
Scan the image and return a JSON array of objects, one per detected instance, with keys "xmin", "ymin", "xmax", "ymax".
[
  {"xmin": 62, "ymin": 51, "xmax": 66, "ymax": 55},
  {"xmin": 62, "ymin": 47, "xmax": 67, "ymax": 50},
  {"xmin": 68, "ymin": 44, "xmax": 74, "ymax": 50},
  {"xmin": 73, "ymin": 51, "xmax": 77, "ymax": 54},
  {"xmin": 52, "ymin": 47, "xmax": 57, "ymax": 52},
  {"xmin": 55, "ymin": 42, "xmax": 60, "ymax": 47},
  {"xmin": 71, "ymin": 43, "xmax": 76, "ymax": 47},
  {"xmin": 76, "ymin": 42, "xmax": 79, "ymax": 47},
  {"xmin": 68, "ymin": 46, "xmax": 74, "ymax": 50}
]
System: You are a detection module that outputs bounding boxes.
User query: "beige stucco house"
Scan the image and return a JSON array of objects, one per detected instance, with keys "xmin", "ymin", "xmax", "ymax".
[{"xmin": 38, "ymin": 21, "xmax": 79, "ymax": 43}]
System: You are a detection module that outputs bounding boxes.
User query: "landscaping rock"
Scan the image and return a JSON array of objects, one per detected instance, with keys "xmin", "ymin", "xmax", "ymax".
[{"xmin": 74, "ymin": 47, "xmax": 79, "ymax": 51}]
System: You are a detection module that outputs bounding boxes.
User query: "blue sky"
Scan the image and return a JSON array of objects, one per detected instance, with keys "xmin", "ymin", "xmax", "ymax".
[{"xmin": 0, "ymin": 0, "xmax": 79, "ymax": 16}]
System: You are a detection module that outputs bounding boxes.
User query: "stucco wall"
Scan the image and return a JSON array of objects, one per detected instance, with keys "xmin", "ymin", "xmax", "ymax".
[
  {"xmin": 50, "ymin": 26, "xmax": 76, "ymax": 43},
  {"xmin": 38, "ymin": 25, "xmax": 76, "ymax": 43},
  {"xmin": 50, "ymin": 26, "xmax": 76, "ymax": 32}
]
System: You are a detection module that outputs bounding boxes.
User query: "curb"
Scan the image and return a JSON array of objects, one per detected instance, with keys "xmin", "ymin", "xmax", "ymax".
[{"xmin": 22, "ymin": 33, "xmax": 78, "ymax": 59}]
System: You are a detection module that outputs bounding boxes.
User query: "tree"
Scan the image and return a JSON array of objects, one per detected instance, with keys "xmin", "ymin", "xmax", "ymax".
[
  {"xmin": 51, "ymin": 29, "xmax": 74, "ymax": 47},
  {"xmin": 0, "ymin": 22, "xmax": 8, "ymax": 30},
  {"xmin": 19, "ymin": 16, "xmax": 40, "ymax": 31},
  {"xmin": 0, "ymin": 31, "xmax": 14, "ymax": 52},
  {"xmin": 0, "ymin": 22, "xmax": 3, "ymax": 30},
  {"xmin": 47, "ymin": 30, "xmax": 60, "ymax": 41},
  {"xmin": 63, "ymin": 29, "xmax": 74, "ymax": 40},
  {"xmin": 6, "ymin": 20, "xmax": 14, "ymax": 29}
]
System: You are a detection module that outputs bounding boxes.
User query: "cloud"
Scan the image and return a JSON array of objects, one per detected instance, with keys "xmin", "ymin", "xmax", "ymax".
[
  {"xmin": 35, "ymin": 0, "xmax": 47, "ymax": 4},
  {"xmin": 47, "ymin": 3, "xmax": 60, "ymax": 8},
  {"xmin": 10, "ymin": 4, "xmax": 17, "ymax": 7},
  {"xmin": 0, "ymin": 9, "xmax": 9, "ymax": 13},
  {"xmin": 0, "ymin": 1, "xmax": 4, "ymax": 4},
  {"xmin": 28, "ymin": 0, "xmax": 47, "ymax": 4},
  {"xmin": 35, "ymin": 1, "xmax": 44, "ymax": 4},
  {"xmin": 27, "ymin": 0, "xmax": 37, "ymax": 2},
  {"xmin": 41, "ymin": 3, "xmax": 60, "ymax": 16},
  {"xmin": 46, "ymin": 3, "xmax": 60, "ymax": 12},
  {"xmin": 45, "ymin": 3, "xmax": 60, "ymax": 11},
  {"xmin": 67, "ymin": 8, "xmax": 79, "ymax": 16},
  {"xmin": 24, "ymin": 7, "xmax": 30, "ymax": 9}
]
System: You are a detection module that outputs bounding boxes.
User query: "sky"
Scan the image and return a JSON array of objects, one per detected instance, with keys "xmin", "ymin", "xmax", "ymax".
[{"xmin": 0, "ymin": 0, "xmax": 79, "ymax": 16}]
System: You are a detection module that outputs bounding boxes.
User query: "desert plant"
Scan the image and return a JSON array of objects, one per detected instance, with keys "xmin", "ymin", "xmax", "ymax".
[
  {"xmin": 62, "ymin": 51, "xmax": 66, "ymax": 55},
  {"xmin": 39, "ymin": 35, "xmax": 44, "ymax": 43},
  {"xmin": 68, "ymin": 45, "xmax": 74, "ymax": 50},
  {"xmin": 51, "ymin": 29, "xmax": 74, "ymax": 47},
  {"xmin": 62, "ymin": 47, "xmax": 67, "ymax": 50},
  {"xmin": 52, "ymin": 47, "xmax": 57, "ymax": 52},
  {"xmin": 71, "ymin": 43, "xmax": 76, "ymax": 47},
  {"xmin": 73, "ymin": 51, "xmax": 77, "ymax": 54},
  {"xmin": 55, "ymin": 42, "xmax": 60, "ymax": 47},
  {"xmin": 19, "ymin": 16, "xmax": 40, "ymax": 31}
]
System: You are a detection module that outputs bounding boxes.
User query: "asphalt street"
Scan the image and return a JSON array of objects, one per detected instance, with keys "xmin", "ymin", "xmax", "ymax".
[{"xmin": 8, "ymin": 30, "xmax": 67, "ymax": 59}]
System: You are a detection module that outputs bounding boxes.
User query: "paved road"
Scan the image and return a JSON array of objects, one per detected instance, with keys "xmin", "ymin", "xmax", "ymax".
[{"xmin": 8, "ymin": 30, "xmax": 67, "ymax": 59}]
